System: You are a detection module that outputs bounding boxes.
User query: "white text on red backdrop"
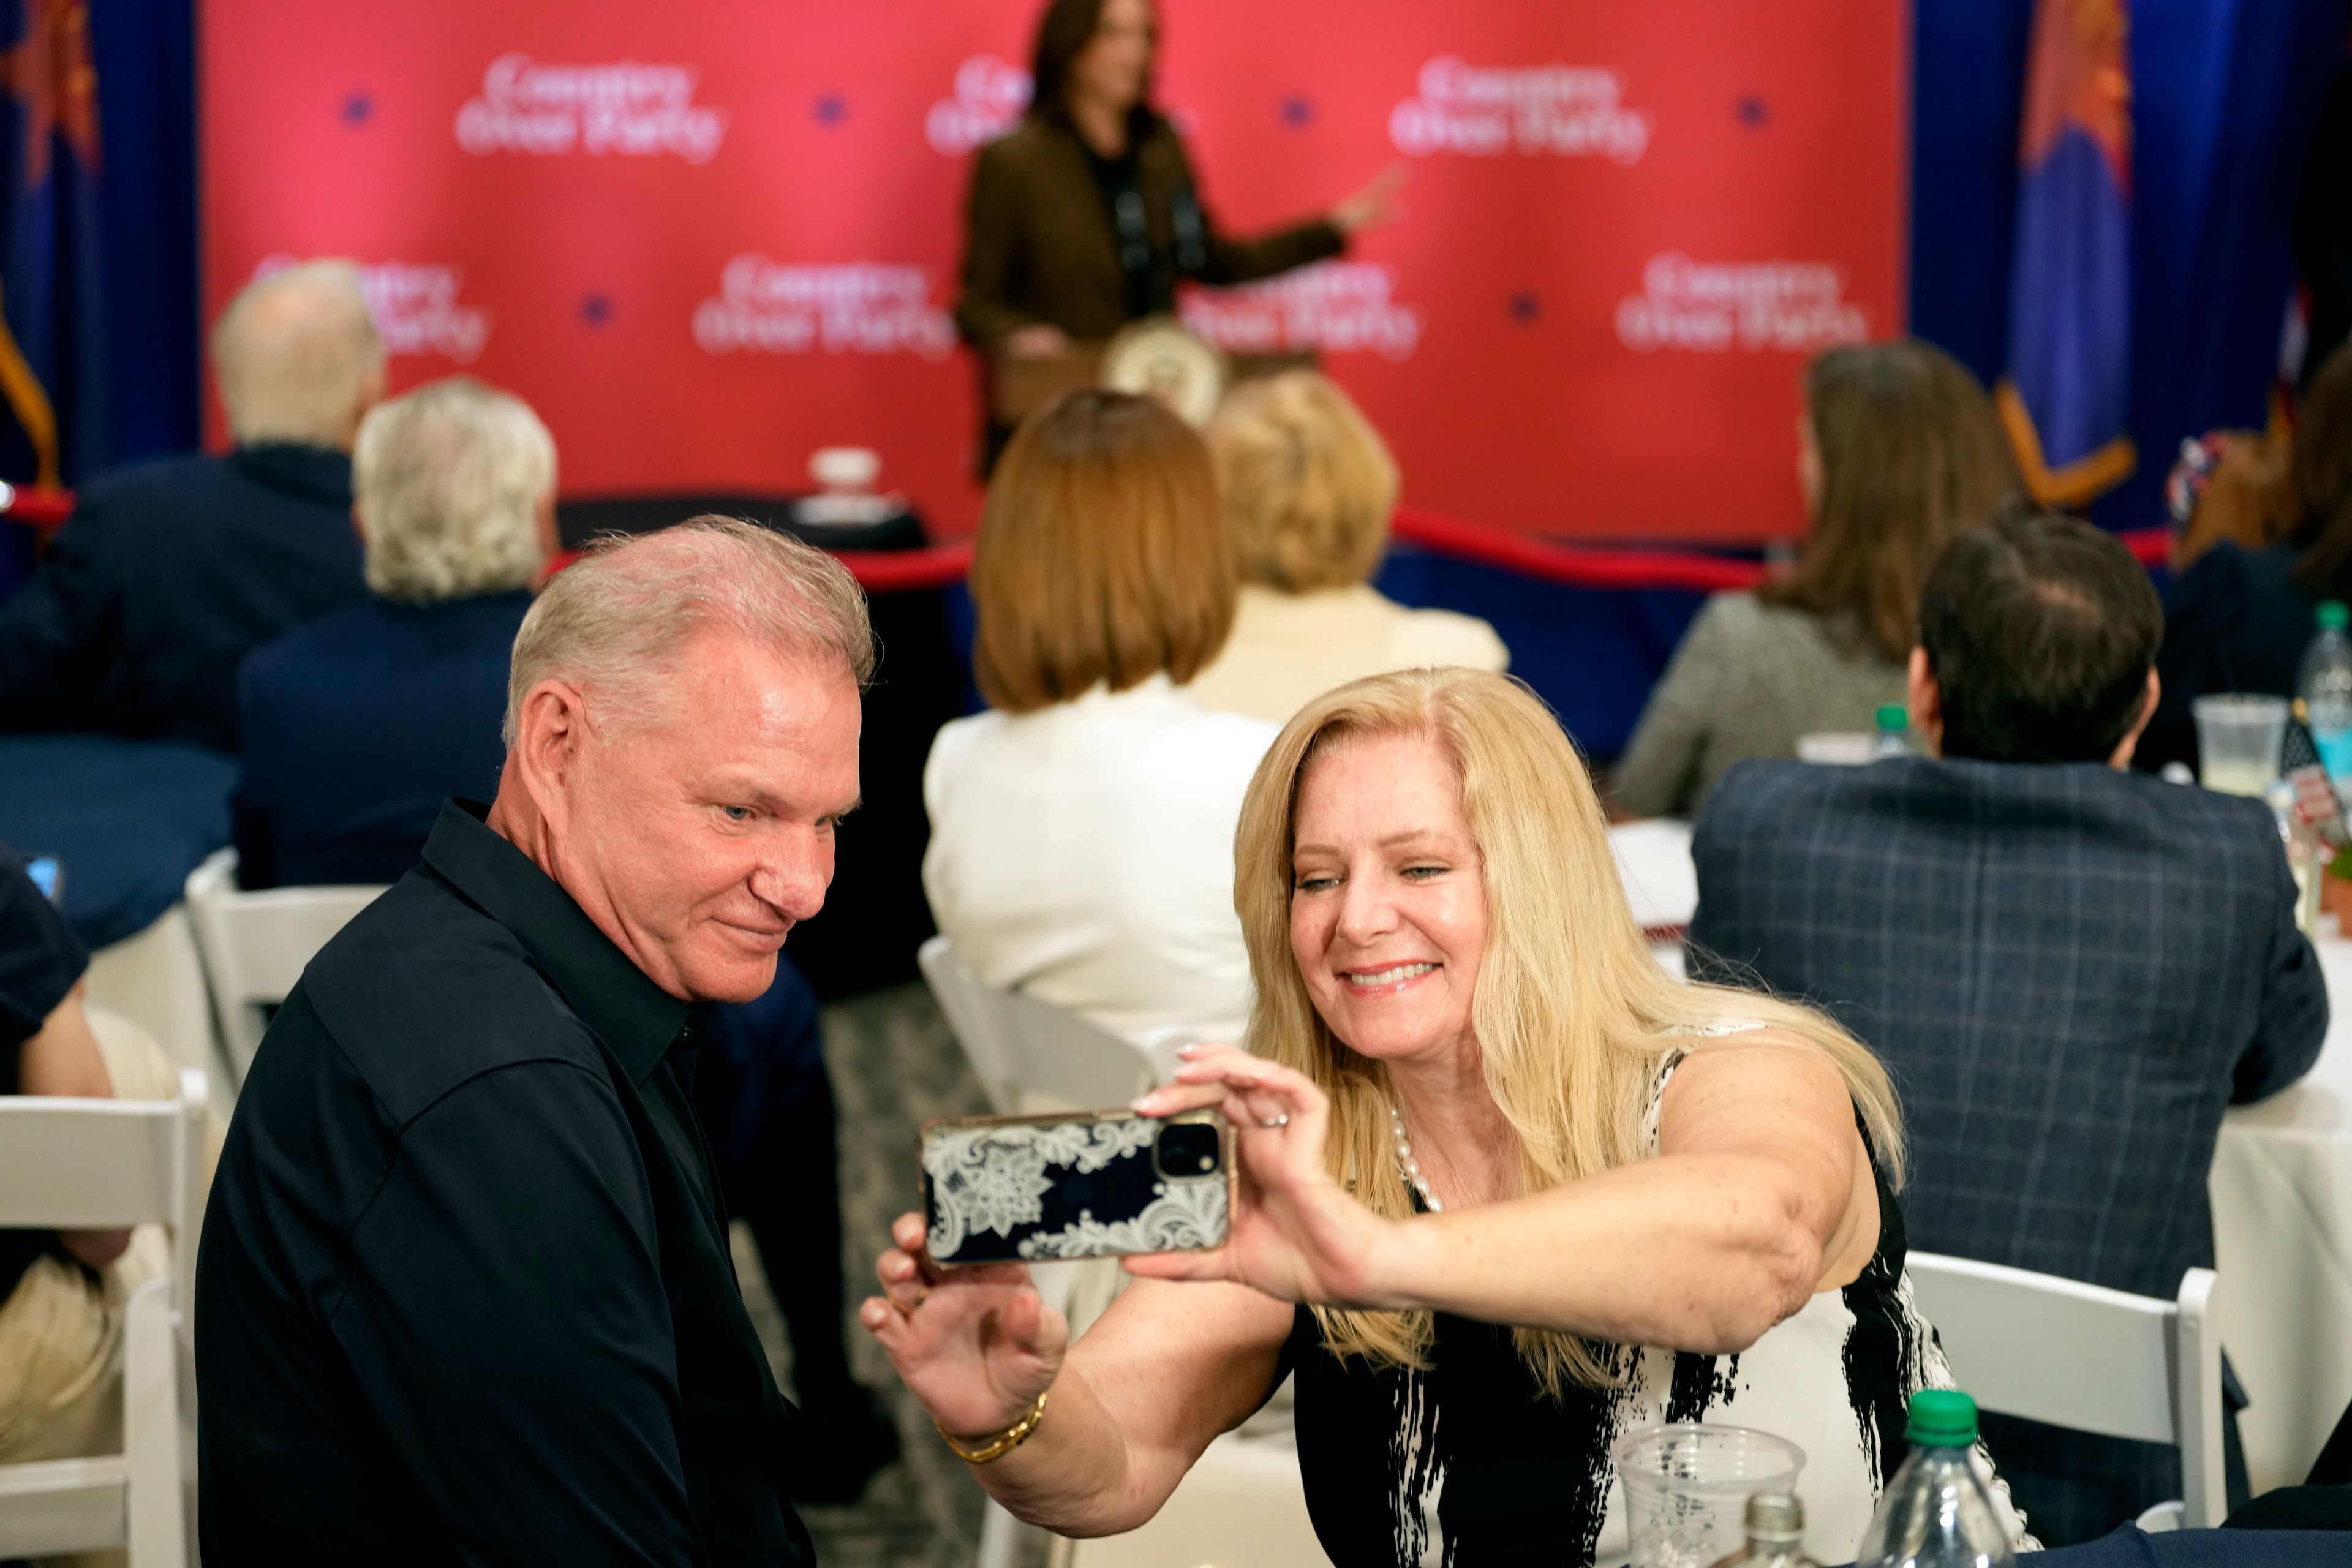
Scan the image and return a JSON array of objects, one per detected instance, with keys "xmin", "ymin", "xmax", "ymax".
[
  {"xmin": 1389, "ymin": 56, "xmax": 1651, "ymax": 163},
  {"xmin": 693, "ymin": 256, "xmax": 956, "ymax": 359},
  {"xmin": 456, "ymin": 54, "xmax": 728, "ymax": 164}
]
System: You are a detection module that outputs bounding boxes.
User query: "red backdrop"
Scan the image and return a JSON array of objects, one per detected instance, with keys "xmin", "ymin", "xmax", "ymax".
[{"xmin": 201, "ymin": 1, "xmax": 1906, "ymax": 542}]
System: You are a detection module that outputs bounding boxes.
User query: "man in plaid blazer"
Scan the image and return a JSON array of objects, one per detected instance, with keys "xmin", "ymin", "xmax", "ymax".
[{"xmin": 1689, "ymin": 511, "xmax": 2326, "ymax": 1544}]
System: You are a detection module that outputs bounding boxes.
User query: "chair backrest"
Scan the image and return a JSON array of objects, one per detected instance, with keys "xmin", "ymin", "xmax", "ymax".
[
  {"xmin": 918, "ymin": 935, "xmax": 1172, "ymax": 1114},
  {"xmin": 183, "ymin": 848, "xmax": 386, "ymax": 1082},
  {"xmin": 1609, "ymin": 819, "xmax": 1698, "ymax": 936},
  {"xmin": 1907, "ymin": 1251, "xmax": 2225, "ymax": 1528},
  {"xmin": 0, "ymin": 1072, "xmax": 206, "ymax": 1566}
]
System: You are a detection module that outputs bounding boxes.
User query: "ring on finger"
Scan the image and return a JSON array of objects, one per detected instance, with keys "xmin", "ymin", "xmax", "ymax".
[
  {"xmin": 1256, "ymin": 1113, "xmax": 1290, "ymax": 1129},
  {"xmin": 892, "ymin": 1287, "xmax": 928, "ymax": 1317}
]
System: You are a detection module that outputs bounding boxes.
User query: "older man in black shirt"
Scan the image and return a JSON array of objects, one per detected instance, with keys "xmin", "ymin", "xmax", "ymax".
[{"xmin": 197, "ymin": 517, "xmax": 874, "ymax": 1565}]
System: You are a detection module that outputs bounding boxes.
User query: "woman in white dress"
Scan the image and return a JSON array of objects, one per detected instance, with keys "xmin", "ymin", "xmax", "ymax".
[
  {"xmin": 922, "ymin": 388, "xmax": 1276, "ymax": 1049},
  {"xmin": 875, "ymin": 667, "xmax": 2033, "ymax": 1565}
]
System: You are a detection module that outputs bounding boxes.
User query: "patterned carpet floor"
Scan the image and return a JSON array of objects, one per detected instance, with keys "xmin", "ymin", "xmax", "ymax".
[{"xmin": 733, "ymin": 982, "xmax": 1050, "ymax": 1568}]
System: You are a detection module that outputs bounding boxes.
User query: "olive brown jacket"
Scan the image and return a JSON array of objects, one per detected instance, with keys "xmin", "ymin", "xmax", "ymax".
[{"xmin": 954, "ymin": 111, "xmax": 1343, "ymax": 347}]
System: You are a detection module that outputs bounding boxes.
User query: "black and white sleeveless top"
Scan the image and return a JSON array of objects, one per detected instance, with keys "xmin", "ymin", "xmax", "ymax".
[{"xmin": 1281, "ymin": 1035, "xmax": 2031, "ymax": 1566}]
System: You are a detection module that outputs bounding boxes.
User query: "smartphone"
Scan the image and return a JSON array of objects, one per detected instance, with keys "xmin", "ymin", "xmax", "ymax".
[
  {"xmin": 24, "ymin": 856, "xmax": 61, "ymax": 905},
  {"xmin": 919, "ymin": 1107, "xmax": 1233, "ymax": 1267}
]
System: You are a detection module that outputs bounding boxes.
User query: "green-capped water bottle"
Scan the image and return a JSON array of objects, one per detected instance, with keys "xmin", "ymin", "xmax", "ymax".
[
  {"xmin": 1872, "ymin": 704, "xmax": 1911, "ymax": 760},
  {"xmin": 1855, "ymin": 1391, "xmax": 2013, "ymax": 1568}
]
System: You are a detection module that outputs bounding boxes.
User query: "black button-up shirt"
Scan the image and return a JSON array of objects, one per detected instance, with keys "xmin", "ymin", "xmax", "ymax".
[{"xmin": 197, "ymin": 801, "xmax": 809, "ymax": 1566}]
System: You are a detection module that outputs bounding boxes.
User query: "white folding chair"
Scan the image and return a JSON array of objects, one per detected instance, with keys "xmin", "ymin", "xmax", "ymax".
[
  {"xmin": 917, "ymin": 935, "xmax": 1175, "ymax": 1115},
  {"xmin": 1907, "ymin": 1251, "xmax": 2225, "ymax": 1529},
  {"xmin": 182, "ymin": 848, "xmax": 386, "ymax": 1084},
  {"xmin": 0, "ymin": 1068, "xmax": 210, "ymax": 1566}
]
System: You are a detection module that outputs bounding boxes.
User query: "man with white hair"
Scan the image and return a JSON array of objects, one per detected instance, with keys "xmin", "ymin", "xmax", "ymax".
[
  {"xmin": 0, "ymin": 259, "xmax": 383, "ymax": 750},
  {"xmin": 198, "ymin": 518, "xmax": 871, "ymax": 1564},
  {"xmin": 233, "ymin": 374, "xmax": 557, "ymax": 886}
]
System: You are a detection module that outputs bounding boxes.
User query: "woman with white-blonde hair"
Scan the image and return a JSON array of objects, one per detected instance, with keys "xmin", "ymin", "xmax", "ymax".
[
  {"xmin": 866, "ymin": 666, "xmax": 2031, "ymax": 1565},
  {"xmin": 1183, "ymin": 371, "xmax": 1507, "ymax": 723}
]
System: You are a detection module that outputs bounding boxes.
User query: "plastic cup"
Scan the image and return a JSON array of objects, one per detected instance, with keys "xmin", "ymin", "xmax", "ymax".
[
  {"xmin": 2192, "ymin": 694, "xmax": 2290, "ymax": 797},
  {"xmin": 1611, "ymin": 1423, "xmax": 1806, "ymax": 1568}
]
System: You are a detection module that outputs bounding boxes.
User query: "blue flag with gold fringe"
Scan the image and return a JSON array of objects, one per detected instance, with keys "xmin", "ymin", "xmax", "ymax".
[
  {"xmin": 2000, "ymin": 0, "xmax": 2137, "ymax": 509},
  {"xmin": 0, "ymin": 0, "xmax": 103, "ymax": 488}
]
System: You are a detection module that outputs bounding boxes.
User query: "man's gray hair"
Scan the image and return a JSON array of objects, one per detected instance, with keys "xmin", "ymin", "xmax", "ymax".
[
  {"xmin": 211, "ymin": 260, "xmax": 385, "ymax": 448},
  {"xmin": 503, "ymin": 517, "xmax": 876, "ymax": 746},
  {"xmin": 356, "ymin": 377, "xmax": 554, "ymax": 602}
]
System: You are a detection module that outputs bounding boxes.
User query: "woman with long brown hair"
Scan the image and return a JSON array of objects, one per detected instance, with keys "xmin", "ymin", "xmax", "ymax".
[
  {"xmin": 1612, "ymin": 339, "xmax": 2019, "ymax": 816},
  {"xmin": 872, "ymin": 668, "xmax": 2030, "ymax": 1565}
]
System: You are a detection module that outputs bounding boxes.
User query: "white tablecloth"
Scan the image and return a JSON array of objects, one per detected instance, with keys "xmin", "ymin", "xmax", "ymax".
[{"xmin": 2215, "ymin": 930, "xmax": 2352, "ymax": 1491}]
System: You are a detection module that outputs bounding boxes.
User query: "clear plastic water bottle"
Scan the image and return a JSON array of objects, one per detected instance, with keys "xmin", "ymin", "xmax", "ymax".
[
  {"xmin": 1872, "ymin": 704, "xmax": 1911, "ymax": 760},
  {"xmin": 2298, "ymin": 600, "xmax": 2352, "ymax": 797},
  {"xmin": 1855, "ymin": 1390, "xmax": 2013, "ymax": 1568}
]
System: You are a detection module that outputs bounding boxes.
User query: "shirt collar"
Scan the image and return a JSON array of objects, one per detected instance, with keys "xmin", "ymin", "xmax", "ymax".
[
  {"xmin": 229, "ymin": 443, "xmax": 355, "ymax": 508},
  {"xmin": 420, "ymin": 799, "xmax": 688, "ymax": 1084}
]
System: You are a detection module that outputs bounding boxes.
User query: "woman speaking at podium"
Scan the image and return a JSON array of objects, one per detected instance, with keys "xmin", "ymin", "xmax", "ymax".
[{"xmin": 956, "ymin": 0, "xmax": 1400, "ymax": 461}]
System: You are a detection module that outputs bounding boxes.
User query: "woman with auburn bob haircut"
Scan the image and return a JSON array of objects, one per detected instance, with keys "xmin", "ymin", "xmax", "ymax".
[
  {"xmin": 873, "ymin": 668, "xmax": 2032, "ymax": 1566},
  {"xmin": 924, "ymin": 388, "xmax": 1278, "ymax": 1049}
]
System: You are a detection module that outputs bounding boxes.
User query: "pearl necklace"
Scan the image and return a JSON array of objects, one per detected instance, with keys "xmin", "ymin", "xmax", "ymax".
[{"xmin": 1388, "ymin": 1104, "xmax": 1444, "ymax": 1213}]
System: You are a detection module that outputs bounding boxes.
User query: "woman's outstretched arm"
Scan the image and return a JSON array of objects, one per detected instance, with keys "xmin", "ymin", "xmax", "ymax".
[{"xmin": 1127, "ymin": 1034, "xmax": 1880, "ymax": 1355}]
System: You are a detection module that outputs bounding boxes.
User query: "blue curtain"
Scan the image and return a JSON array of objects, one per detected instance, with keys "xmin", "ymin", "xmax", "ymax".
[
  {"xmin": 1912, "ymin": 0, "xmax": 2348, "ymax": 532},
  {"xmin": 90, "ymin": 0, "xmax": 197, "ymax": 467}
]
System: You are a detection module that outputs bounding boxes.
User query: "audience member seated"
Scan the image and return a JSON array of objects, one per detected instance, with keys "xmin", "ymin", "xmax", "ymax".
[
  {"xmin": 1183, "ymin": 370, "xmax": 1507, "ymax": 723},
  {"xmin": 924, "ymin": 388, "xmax": 1276, "ymax": 1047},
  {"xmin": 0, "ymin": 260, "xmax": 381, "ymax": 752},
  {"xmin": 1689, "ymin": 510, "xmax": 2328, "ymax": 1542},
  {"xmin": 0, "ymin": 841, "xmax": 178, "ymax": 1471},
  {"xmin": 233, "ymin": 385, "xmax": 899, "ymax": 1499},
  {"xmin": 1611, "ymin": 339, "xmax": 2018, "ymax": 817},
  {"xmin": 236, "ymin": 375, "xmax": 555, "ymax": 888},
  {"xmin": 870, "ymin": 668, "xmax": 2032, "ymax": 1565},
  {"xmin": 2141, "ymin": 341, "xmax": 2352, "ymax": 777},
  {"xmin": 199, "ymin": 521, "xmax": 873, "ymax": 1562}
]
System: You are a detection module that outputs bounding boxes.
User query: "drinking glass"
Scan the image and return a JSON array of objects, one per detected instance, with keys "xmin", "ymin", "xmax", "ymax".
[
  {"xmin": 1613, "ymin": 1423, "xmax": 1806, "ymax": 1568},
  {"xmin": 2192, "ymin": 694, "xmax": 2290, "ymax": 797}
]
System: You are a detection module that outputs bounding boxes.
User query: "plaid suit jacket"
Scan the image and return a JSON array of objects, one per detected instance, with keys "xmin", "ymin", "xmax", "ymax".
[{"xmin": 1688, "ymin": 756, "xmax": 2327, "ymax": 1303}]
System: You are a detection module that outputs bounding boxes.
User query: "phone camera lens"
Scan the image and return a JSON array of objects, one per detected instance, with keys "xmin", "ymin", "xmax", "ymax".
[{"xmin": 1154, "ymin": 1120, "xmax": 1222, "ymax": 1180}]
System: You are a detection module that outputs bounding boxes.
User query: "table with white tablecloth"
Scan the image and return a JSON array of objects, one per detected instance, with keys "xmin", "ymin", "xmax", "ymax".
[{"xmin": 2214, "ymin": 929, "xmax": 2352, "ymax": 1491}]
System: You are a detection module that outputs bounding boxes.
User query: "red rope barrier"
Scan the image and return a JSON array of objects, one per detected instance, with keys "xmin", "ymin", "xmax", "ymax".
[
  {"xmin": 1, "ymin": 483, "xmax": 2185, "ymax": 590},
  {"xmin": 1389, "ymin": 506, "xmax": 1769, "ymax": 592}
]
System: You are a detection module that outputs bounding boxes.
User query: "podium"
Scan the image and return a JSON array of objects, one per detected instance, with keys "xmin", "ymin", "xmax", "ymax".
[{"xmin": 990, "ymin": 345, "xmax": 1317, "ymax": 425}]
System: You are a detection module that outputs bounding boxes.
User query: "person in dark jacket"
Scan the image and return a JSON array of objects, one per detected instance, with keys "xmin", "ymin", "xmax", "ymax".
[
  {"xmin": 2142, "ymin": 342, "xmax": 2352, "ymax": 777},
  {"xmin": 956, "ymin": 0, "xmax": 1400, "ymax": 461},
  {"xmin": 236, "ymin": 380, "xmax": 899, "ymax": 1501},
  {"xmin": 0, "ymin": 260, "xmax": 382, "ymax": 752},
  {"xmin": 1691, "ymin": 511, "xmax": 2328, "ymax": 1544}
]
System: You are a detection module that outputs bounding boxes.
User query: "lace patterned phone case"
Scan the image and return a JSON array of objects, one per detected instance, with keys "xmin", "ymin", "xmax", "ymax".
[{"xmin": 919, "ymin": 1109, "xmax": 1234, "ymax": 1267}]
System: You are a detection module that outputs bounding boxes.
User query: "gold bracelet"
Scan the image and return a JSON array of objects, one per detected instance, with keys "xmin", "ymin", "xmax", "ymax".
[{"xmin": 935, "ymin": 1389, "xmax": 1050, "ymax": 1464}]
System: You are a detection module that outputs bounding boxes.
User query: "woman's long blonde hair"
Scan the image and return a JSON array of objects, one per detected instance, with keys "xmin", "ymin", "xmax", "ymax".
[{"xmin": 1234, "ymin": 668, "xmax": 1904, "ymax": 1395}]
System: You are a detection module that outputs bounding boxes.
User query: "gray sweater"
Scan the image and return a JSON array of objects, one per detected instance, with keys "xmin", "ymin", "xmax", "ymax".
[{"xmin": 1610, "ymin": 592, "xmax": 1907, "ymax": 818}]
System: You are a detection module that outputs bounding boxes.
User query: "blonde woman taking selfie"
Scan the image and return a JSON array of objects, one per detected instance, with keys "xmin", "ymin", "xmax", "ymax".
[{"xmin": 865, "ymin": 668, "xmax": 2030, "ymax": 1565}]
